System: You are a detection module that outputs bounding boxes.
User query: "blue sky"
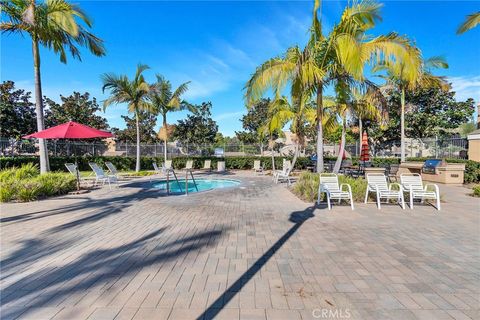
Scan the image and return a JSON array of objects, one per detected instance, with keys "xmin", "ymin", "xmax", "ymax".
[{"xmin": 2, "ymin": 0, "xmax": 479, "ymax": 136}]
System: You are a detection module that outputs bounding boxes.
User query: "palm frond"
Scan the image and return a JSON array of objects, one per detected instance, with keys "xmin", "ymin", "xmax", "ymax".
[{"xmin": 457, "ymin": 12, "xmax": 480, "ymax": 34}]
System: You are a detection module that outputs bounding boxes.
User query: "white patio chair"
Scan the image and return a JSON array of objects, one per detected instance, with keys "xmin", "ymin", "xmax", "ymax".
[
  {"xmin": 182, "ymin": 160, "xmax": 194, "ymax": 171},
  {"xmin": 88, "ymin": 162, "xmax": 117, "ymax": 189},
  {"xmin": 65, "ymin": 162, "xmax": 79, "ymax": 176},
  {"xmin": 273, "ymin": 160, "xmax": 291, "ymax": 182},
  {"xmin": 253, "ymin": 160, "xmax": 264, "ymax": 175},
  {"xmin": 365, "ymin": 173, "xmax": 405, "ymax": 209},
  {"xmin": 105, "ymin": 162, "xmax": 120, "ymax": 180},
  {"xmin": 162, "ymin": 160, "xmax": 173, "ymax": 172},
  {"xmin": 400, "ymin": 174, "xmax": 440, "ymax": 210},
  {"xmin": 202, "ymin": 160, "xmax": 212, "ymax": 172},
  {"xmin": 65, "ymin": 163, "xmax": 93, "ymax": 187},
  {"xmin": 317, "ymin": 174, "xmax": 354, "ymax": 210},
  {"xmin": 274, "ymin": 161, "xmax": 292, "ymax": 185},
  {"xmin": 153, "ymin": 162, "xmax": 162, "ymax": 174}
]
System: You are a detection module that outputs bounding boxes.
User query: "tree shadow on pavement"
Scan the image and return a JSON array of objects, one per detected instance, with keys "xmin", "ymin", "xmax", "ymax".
[{"xmin": 197, "ymin": 205, "xmax": 316, "ymax": 320}]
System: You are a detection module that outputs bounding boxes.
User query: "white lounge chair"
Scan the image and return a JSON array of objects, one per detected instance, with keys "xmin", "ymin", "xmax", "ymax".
[
  {"xmin": 253, "ymin": 160, "xmax": 264, "ymax": 175},
  {"xmin": 273, "ymin": 160, "xmax": 291, "ymax": 182},
  {"xmin": 365, "ymin": 173, "xmax": 405, "ymax": 209},
  {"xmin": 317, "ymin": 174, "xmax": 354, "ymax": 210},
  {"xmin": 163, "ymin": 160, "xmax": 173, "ymax": 172},
  {"xmin": 105, "ymin": 162, "xmax": 120, "ymax": 180},
  {"xmin": 88, "ymin": 162, "xmax": 117, "ymax": 189},
  {"xmin": 400, "ymin": 174, "xmax": 440, "ymax": 210},
  {"xmin": 274, "ymin": 161, "xmax": 292, "ymax": 185},
  {"xmin": 201, "ymin": 160, "xmax": 212, "ymax": 172},
  {"xmin": 182, "ymin": 160, "xmax": 194, "ymax": 171},
  {"xmin": 153, "ymin": 162, "xmax": 162, "ymax": 174},
  {"xmin": 65, "ymin": 163, "xmax": 93, "ymax": 187}
]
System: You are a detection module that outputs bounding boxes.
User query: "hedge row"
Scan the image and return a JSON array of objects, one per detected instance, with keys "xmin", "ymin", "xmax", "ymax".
[
  {"xmin": 0, "ymin": 156, "xmax": 314, "ymax": 171},
  {"xmin": 1, "ymin": 156, "xmax": 479, "ymax": 183}
]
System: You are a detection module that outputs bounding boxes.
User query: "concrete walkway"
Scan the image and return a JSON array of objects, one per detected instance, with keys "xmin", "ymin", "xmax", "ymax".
[{"xmin": 1, "ymin": 172, "xmax": 479, "ymax": 320}]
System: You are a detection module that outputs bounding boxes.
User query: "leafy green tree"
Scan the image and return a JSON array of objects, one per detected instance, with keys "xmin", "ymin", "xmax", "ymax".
[
  {"xmin": 172, "ymin": 102, "xmax": 218, "ymax": 150},
  {"xmin": 111, "ymin": 111, "xmax": 159, "ymax": 144},
  {"xmin": 1, "ymin": 0, "xmax": 105, "ymax": 173},
  {"xmin": 102, "ymin": 64, "xmax": 151, "ymax": 172},
  {"xmin": 457, "ymin": 12, "xmax": 480, "ymax": 34},
  {"xmin": 404, "ymin": 87, "xmax": 475, "ymax": 139},
  {"xmin": 368, "ymin": 86, "xmax": 475, "ymax": 154},
  {"xmin": 236, "ymin": 98, "xmax": 273, "ymax": 146},
  {"xmin": 44, "ymin": 92, "xmax": 109, "ymax": 130},
  {"xmin": 0, "ymin": 81, "xmax": 37, "ymax": 139},
  {"xmin": 215, "ymin": 133, "xmax": 240, "ymax": 146},
  {"xmin": 459, "ymin": 122, "xmax": 476, "ymax": 137},
  {"xmin": 149, "ymin": 75, "xmax": 191, "ymax": 161}
]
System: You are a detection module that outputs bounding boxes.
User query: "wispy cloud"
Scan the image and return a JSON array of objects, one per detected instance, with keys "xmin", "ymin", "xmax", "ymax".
[
  {"xmin": 214, "ymin": 111, "xmax": 244, "ymax": 121},
  {"xmin": 448, "ymin": 76, "xmax": 480, "ymax": 102}
]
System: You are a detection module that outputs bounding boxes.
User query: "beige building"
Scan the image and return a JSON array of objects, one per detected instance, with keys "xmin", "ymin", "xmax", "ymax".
[{"xmin": 467, "ymin": 129, "xmax": 480, "ymax": 162}]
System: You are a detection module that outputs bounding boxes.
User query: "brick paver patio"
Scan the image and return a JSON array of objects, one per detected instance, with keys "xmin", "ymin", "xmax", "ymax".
[{"xmin": 1, "ymin": 172, "xmax": 479, "ymax": 320}]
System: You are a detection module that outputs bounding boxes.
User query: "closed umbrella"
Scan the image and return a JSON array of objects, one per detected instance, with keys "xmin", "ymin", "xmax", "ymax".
[
  {"xmin": 360, "ymin": 131, "xmax": 370, "ymax": 162},
  {"xmin": 24, "ymin": 121, "xmax": 113, "ymax": 190}
]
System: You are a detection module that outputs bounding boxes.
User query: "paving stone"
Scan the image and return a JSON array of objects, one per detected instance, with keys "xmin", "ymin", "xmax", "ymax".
[{"xmin": 0, "ymin": 174, "xmax": 478, "ymax": 319}]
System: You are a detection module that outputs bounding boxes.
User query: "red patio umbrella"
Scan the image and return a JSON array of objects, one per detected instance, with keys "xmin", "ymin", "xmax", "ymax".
[
  {"xmin": 360, "ymin": 131, "xmax": 370, "ymax": 162},
  {"xmin": 23, "ymin": 121, "xmax": 113, "ymax": 139},
  {"xmin": 23, "ymin": 121, "xmax": 113, "ymax": 190}
]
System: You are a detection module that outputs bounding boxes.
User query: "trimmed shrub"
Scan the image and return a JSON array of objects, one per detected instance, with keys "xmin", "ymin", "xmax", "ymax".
[
  {"xmin": 0, "ymin": 164, "xmax": 76, "ymax": 202},
  {"xmin": 472, "ymin": 185, "xmax": 480, "ymax": 197},
  {"xmin": 292, "ymin": 171, "xmax": 368, "ymax": 202},
  {"xmin": 1, "ymin": 156, "xmax": 479, "ymax": 183}
]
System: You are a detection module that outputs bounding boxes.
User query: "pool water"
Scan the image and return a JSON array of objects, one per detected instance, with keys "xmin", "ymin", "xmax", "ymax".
[{"xmin": 152, "ymin": 178, "xmax": 241, "ymax": 194}]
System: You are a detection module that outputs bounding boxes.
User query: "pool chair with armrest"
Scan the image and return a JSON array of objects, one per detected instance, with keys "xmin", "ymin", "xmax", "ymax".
[
  {"xmin": 400, "ymin": 173, "xmax": 440, "ymax": 210},
  {"xmin": 317, "ymin": 174, "xmax": 354, "ymax": 210},
  {"xmin": 365, "ymin": 173, "xmax": 405, "ymax": 209}
]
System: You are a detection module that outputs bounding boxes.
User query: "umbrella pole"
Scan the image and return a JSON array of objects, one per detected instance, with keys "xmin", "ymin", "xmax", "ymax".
[
  {"xmin": 74, "ymin": 145, "xmax": 80, "ymax": 191},
  {"xmin": 75, "ymin": 156, "xmax": 80, "ymax": 191}
]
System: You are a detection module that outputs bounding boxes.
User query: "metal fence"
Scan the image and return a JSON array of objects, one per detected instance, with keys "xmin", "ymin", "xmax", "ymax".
[{"xmin": 0, "ymin": 137, "xmax": 469, "ymax": 159}]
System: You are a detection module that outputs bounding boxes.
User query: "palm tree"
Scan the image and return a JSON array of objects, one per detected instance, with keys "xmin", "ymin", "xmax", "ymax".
[
  {"xmin": 149, "ymin": 75, "xmax": 192, "ymax": 162},
  {"xmin": 262, "ymin": 95, "xmax": 317, "ymax": 170},
  {"xmin": 258, "ymin": 100, "xmax": 286, "ymax": 172},
  {"xmin": 1, "ymin": 0, "xmax": 105, "ymax": 173},
  {"xmin": 457, "ymin": 12, "xmax": 480, "ymax": 34},
  {"xmin": 246, "ymin": 0, "xmax": 421, "ymax": 172},
  {"xmin": 102, "ymin": 64, "xmax": 151, "ymax": 172},
  {"xmin": 309, "ymin": 0, "xmax": 422, "ymax": 172},
  {"xmin": 330, "ymin": 84, "xmax": 386, "ymax": 173},
  {"xmin": 375, "ymin": 56, "xmax": 449, "ymax": 162}
]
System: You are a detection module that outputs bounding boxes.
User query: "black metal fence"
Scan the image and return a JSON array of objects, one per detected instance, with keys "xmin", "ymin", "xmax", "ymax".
[{"xmin": 0, "ymin": 137, "xmax": 469, "ymax": 159}]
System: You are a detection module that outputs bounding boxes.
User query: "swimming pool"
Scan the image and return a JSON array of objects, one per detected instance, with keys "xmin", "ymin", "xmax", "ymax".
[{"xmin": 152, "ymin": 178, "xmax": 241, "ymax": 194}]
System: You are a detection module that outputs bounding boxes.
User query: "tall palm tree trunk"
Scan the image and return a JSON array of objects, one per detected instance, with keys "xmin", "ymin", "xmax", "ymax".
[
  {"xmin": 400, "ymin": 87, "xmax": 406, "ymax": 163},
  {"xmin": 333, "ymin": 117, "xmax": 346, "ymax": 173},
  {"xmin": 135, "ymin": 111, "xmax": 141, "ymax": 172},
  {"xmin": 316, "ymin": 84, "xmax": 324, "ymax": 173},
  {"xmin": 269, "ymin": 135, "xmax": 276, "ymax": 172},
  {"xmin": 162, "ymin": 114, "xmax": 168, "ymax": 162},
  {"xmin": 32, "ymin": 37, "xmax": 50, "ymax": 173},
  {"xmin": 358, "ymin": 118, "xmax": 363, "ymax": 157},
  {"xmin": 291, "ymin": 142, "xmax": 300, "ymax": 172}
]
